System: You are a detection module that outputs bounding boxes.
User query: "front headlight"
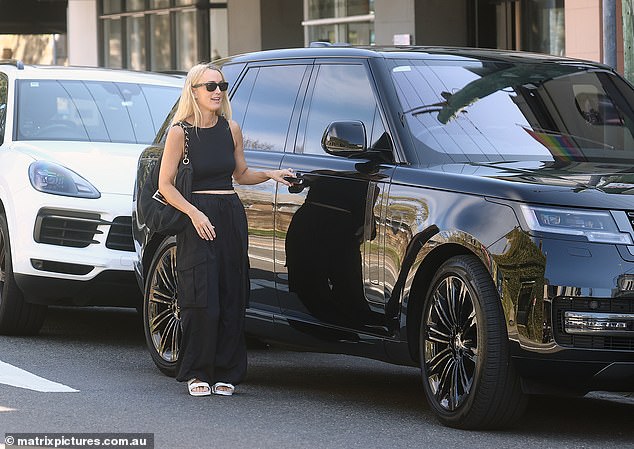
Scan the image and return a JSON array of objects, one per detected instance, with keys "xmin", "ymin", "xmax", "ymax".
[
  {"xmin": 520, "ymin": 205, "xmax": 633, "ymax": 245},
  {"xmin": 28, "ymin": 161, "xmax": 100, "ymax": 199}
]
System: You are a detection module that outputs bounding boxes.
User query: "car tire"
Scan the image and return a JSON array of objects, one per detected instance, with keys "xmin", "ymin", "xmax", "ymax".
[
  {"xmin": 420, "ymin": 254, "xmax": 527, "ymax": 429},
  {"xmin": 0, "ymin": 213, "xmax": 47, "ymax": 335},
  {"xmin": 143, "ymin": 236, "xmax": 180, "ymax": 377}
]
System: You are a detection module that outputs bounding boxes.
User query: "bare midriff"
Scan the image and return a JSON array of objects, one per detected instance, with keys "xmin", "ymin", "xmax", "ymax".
[{"xmin": 192, "ymin": 190, "xmax": 235, "ymax": 195}]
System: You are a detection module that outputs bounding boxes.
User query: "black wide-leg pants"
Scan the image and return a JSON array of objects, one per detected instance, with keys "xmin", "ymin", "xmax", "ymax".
[{"xmin": 175, "ymin": 193, "xmax": 249, "ymax": 386}]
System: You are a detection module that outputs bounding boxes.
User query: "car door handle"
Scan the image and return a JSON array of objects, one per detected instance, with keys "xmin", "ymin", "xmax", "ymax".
[
  {"xmin": 285, "ymin": 172, "xmax": 306, "ymax": 193},
  {"xmin": 284, "ymin": 171, "xmax": 304, "ymax": 183}
]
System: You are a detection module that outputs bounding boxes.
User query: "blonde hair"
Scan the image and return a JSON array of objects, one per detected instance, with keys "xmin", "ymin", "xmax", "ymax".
[{"xmin": 172, "ymin": 63, "xmax": 232, "ymax": 127}]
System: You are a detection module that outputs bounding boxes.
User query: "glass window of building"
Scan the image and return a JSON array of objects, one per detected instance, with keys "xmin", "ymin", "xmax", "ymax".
[
  {"xmin": 521, "ymin": 0, "xmax": 565, "ymax": 56},
  {"xmin": 103, "ymin": 18, "xmax": 122, "ymax": 68},
  {"xmin": 150, "ymin": 12, "xmax": 171, "ymax": 71},
  {"xmin": 102, "ymin": 0, "xmax": 122, "ymax": 14},
  {"xmin": 307, "ymin": 0, "xmax": 371, "ymax": 18},
  {"xmin": 210, "ymin": 6, "xmax": 228, "ymax": 61},
  {"xmin": 127, "ymin": 14, "xmax": 146, "ymax": 70},
  {"xmin": 150, "ymin": 0, "xmax": 170, "ymax": 8},
  {"xmin": 304, "ymin": 0, "xmax": 374, "ymax": 45},
  {"xmin": 126, "ymin": 0, "xmax": 145, "ymax": 11},
  {"xmin": 176, "ymin": 9, "xmax": 198, "ymax": 70},
  {"xmin": 99, "ymin": 1, "xmax": 229, "ymax": 70}
]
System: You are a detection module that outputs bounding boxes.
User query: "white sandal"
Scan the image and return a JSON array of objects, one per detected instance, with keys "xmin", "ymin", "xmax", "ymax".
[
  {"xmin": 187, "ymin": 378, "xmax": 211, "ymax": 397},
  {"xmin": 211, "ymin": 382, "xmax": 235, "ymax": 396}
]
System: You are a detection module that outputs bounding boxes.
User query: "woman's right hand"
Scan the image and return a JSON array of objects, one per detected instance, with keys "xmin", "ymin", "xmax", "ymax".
[{"xmin": 188, "ymin": 208, "xmax": 216, "ymax": 240}]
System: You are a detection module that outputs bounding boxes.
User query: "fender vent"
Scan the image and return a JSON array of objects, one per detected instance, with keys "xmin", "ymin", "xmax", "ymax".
[
  {"xmin": 34, "ymin": 209, "xmax": 134, "ymax": 252},
  {"xmin": 34, "ymin": 209, "xmax": 104, "ymax": 248}
]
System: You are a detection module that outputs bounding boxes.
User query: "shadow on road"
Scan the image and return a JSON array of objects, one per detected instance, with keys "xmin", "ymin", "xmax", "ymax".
[
  {"xmin": 39, "ymin": 305, "xmax": 144, "ymax": 346},
  {"xmin": 246, "ymin": 347, "xmax": 634, "ymax": 440},
  {"xmin": 29, "ymin": 306, "xmax": 634, "ymax": 440},
  {"xmin": 517, "ymin": 394, "xmax": 634, "ymax": 441}
]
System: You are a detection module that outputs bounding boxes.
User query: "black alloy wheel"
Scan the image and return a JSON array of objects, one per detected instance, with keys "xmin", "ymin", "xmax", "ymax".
[
  {"xmin": 0, "ymin": 212, "xmax": 46, "ymax": 335},
  {"xmin": 420, "ymin": 254, "xmax": 526, "ymax": 429},
  {"xmin": 424, "ymin": 273, "xmax": 478, "ymax": 412},
  {"xmin": 144, "ymin": 237, "xmax": 180, "ymax": 376}
]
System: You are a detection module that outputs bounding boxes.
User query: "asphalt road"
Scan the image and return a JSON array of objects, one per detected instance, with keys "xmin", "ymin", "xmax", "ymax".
[{"xmin": 0, "ymin": 306, "xmax": 633, "ymax": 449}]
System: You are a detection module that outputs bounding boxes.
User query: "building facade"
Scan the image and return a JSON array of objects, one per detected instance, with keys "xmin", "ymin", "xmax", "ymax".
[{"xmin": 0, "ymin": 1, "xmax": 627, "ymax": 75}]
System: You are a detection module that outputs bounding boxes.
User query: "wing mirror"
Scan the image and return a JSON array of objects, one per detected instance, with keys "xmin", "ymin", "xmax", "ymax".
[{"xmin": 321, "ymin": 120, "xmax": 367, "ymax": 157}]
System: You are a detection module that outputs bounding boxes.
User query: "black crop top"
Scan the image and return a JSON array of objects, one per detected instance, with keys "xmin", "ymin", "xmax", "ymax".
[{"xmin": 181, "ymin": 117, "xmax": 235, "ymax": 191}]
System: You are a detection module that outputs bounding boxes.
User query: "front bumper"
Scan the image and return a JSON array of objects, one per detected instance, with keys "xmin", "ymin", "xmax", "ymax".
[
  {"xmin": 7, "ymin": 190, "xmax": 139, "ymax": 304},
  {"xmin": 512, "ymin": 346, "xmax": 634, "ymax": 393},
  {"xmin": 14, "ymin": 270, "xmax": 141, "ymax": 306},
  {"xmin": 497, "ymin": 234, "xmax": 634, "ymax": 392}
]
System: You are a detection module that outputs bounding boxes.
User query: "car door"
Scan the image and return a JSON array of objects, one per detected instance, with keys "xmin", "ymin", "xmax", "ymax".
[
  {"xmin": 231, "ymin": 61, "xmax": 312, "ymax": 318},
  {"xmin": 275, "ymin": 60, "xmax": 396, "ymax": 340}
]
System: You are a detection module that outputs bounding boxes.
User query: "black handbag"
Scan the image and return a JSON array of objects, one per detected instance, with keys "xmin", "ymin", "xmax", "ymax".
[{"xmin": 138, "ymin": 122, "xmax": 192, "ymax": 236}]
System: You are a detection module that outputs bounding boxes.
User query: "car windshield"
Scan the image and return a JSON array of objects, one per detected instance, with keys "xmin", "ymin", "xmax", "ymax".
[
  {"xmin": 389, "ymin": 57, "xmax": 634, "ymax": 164},
  {"xmin": 16, "ymin": 79, "xmax": 181, "ymax": 144}
]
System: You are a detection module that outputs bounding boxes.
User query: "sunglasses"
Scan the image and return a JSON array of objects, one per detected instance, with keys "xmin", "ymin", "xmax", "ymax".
[{"xmin": 192, "ymin": 81, "xmax": 229, "ymax": 92}]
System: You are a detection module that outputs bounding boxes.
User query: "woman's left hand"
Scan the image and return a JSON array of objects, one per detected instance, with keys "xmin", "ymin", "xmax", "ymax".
[{"xmin": 266, "ymin": 168, "xmax": 295, "ymax": 186}]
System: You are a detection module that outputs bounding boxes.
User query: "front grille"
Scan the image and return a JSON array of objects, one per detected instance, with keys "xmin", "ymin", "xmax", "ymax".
[
  {"xmin": 554, "ymin": 297, "xmax": 634, "ymax": 351},
  {"xmin": 106, "ymin": 216, "xmax": 134, "ymax": 252},
  {"xmin": 627, "ymin": 211, "xmax": 634, "ymax": 233},
  {"xmin": 34, "ymin": 209, "xmax": 104, "ymax": 248}
]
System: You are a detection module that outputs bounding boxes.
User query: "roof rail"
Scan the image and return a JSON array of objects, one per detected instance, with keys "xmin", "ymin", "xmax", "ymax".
[
  {"xmin": 157, "ymin": 70, "xmax": 187, "ymax": 76},
  {"xmin": 309, "ymin": 41, "xmax": 352, "ymax": 48},
  {"xmin": 0, "ymin": 59, "xmax": 25, "ymax": 69}
]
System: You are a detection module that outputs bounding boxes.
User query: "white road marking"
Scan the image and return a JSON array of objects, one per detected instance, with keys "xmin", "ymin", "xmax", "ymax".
[{"xmin": 0, "ymin": 360, "xmax": 78, "ymax": 393}]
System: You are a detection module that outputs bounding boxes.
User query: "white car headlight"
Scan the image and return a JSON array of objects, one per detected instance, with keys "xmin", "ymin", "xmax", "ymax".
[
  {"xmin": 520, "ymin": 205, "xmax": 633, "ymax": 245},
  {"xmin": 28, "ymin": 161, "xmax": 100, "ymax": 199}
]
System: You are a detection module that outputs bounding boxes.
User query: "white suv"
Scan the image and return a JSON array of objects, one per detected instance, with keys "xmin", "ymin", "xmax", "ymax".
[{"xmin": 0, "ymin": 60, "xmax": 183, "ymax": 334}]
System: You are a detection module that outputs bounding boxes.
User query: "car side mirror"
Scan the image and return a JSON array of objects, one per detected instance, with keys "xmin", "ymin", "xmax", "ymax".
[{"xmin": 321, "ymin": 120, "xmax": 367, "ymax": 158}]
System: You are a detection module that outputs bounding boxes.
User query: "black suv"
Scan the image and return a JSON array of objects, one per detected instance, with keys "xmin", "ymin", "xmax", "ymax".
[{"xmin": 133, "ymin": 46, "xmax": 634, "ymax": 429}]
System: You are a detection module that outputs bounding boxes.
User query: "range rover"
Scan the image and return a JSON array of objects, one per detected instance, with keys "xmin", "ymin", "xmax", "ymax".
[{"xmin": 133, "ymin": 46, "xmax": 634, "ymax": 429}]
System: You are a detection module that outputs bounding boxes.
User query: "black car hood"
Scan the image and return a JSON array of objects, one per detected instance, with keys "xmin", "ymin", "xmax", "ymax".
[{"xmin": 397, "ymin": 160, "xmax": 634, "ymax": 209}]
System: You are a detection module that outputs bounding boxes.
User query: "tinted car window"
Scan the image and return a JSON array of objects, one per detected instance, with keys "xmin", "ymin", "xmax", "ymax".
[
  {"xmin": 390, "ymin": 58, "xmax": 634, "ymax": 164},
  {"xmin": 85, "ymin": 82, "xmax": 154, "ymax": 142},
  {"xmin": 141, "ymin": 84, "xmax": 181, "ymax": 131},
  {"xmin": 16, "ymin": 80, "xmax": 180, "ymax": 144},
  {"xmin": 0, "ymin": 73, "xmax": 6, "ymax": 145},
  {"xmin": 220, "ymin": 62, "xmax": 245, "ymax": 91},
  {"xmin": 369, "ymin": 106, "xmax": 392, "ymax": 151},
  {"xmin": 238, "ymin": 65, "xmax": 308, "ymax": 152},
  {"xmin": 302, "ymin": 64, "xmax": 378, "ymax": 155},
  {"xmin": 230, "ymin": 67, "xmax": 257, "ymax": 128}
]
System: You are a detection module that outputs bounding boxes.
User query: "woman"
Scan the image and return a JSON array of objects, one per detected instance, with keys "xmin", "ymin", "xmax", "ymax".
[{"xmin": 158, "ymin": 63, "xmax": 293, "ymax": 397}]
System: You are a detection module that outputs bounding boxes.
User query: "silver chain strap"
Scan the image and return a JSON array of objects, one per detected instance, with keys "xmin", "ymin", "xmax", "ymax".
[{"xmin": 180, "ymin": 122, "xmax": 190, "ymax": 165}]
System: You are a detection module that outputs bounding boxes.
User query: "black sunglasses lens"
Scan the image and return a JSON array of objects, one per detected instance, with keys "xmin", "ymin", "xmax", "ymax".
[{"xmin": 205, "ymin": 81, "xmax": 229, "ymax": 92}]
